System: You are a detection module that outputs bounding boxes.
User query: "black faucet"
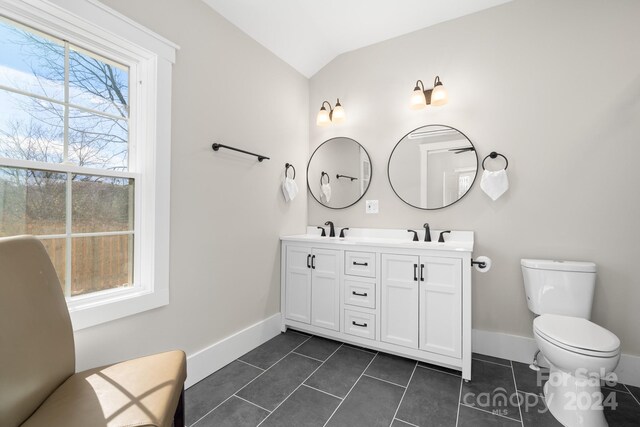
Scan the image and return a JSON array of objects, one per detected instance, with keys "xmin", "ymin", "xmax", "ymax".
[
  {"xmin": 423, "ymin": 223, "xmax": 431, "ymax": 242},
  {"xmin": 407, "ymin": 230, "xmax": 419, "ymax": 241},
  {"xmin": 317, "ymin": 226, "xmax": 326, "ymax": 237},
  {"xmin": 339, "ymin": 227, "xmax": 349, "ymax": 238},
  {"xmin": 325, "ymin": 221, "xmax": 335, "ymax": 237},
  {"xmin": 438, "ymin": 230, "xmax": 451, "ymax": 242}
]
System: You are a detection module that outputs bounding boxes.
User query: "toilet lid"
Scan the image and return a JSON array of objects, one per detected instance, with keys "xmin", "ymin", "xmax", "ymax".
[{"xmin": 534, "ymin": 314, "xmax": 620, "ymax": 355}]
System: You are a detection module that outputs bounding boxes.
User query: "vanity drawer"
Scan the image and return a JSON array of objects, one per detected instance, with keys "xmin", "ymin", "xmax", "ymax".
[
  {"xmin": 345, "ymin": 251, "xmax": 376, "ymax": 278},
  {"xmin": 344, "ymin": 277, "xmax": 375, "ymax": 309},
  {"xmin": 344, "ymin": 310, "xmax": 375, "ymax": 340}
]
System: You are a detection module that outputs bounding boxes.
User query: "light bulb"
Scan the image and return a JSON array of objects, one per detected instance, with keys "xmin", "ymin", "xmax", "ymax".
[
  {"xmin": 410, "ymin": 87, "xmax": 426, "ymax": 109},
  {"xmin": 431, "ymin": 83, "xmax": 448, "ymax": 106},
  {"xmin": 332, "ymin": 100, "xmax": 345, "ymax": 123},
  {"xmin": 316, "ymin": 107, "xmax": 330, "ymax": 126}
]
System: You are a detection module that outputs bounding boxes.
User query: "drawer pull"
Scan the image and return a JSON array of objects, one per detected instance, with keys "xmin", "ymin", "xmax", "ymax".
[
  {"xmin": 352, "ymin": 321, "xmax": 368, "ymax": 328},
  {"xmin": 353, "ymin": 261, "xmax": 369, "ymax": 266},
  {"xmin": 352, "ymin": 291, "xmax": 368, "ymax": 297}
]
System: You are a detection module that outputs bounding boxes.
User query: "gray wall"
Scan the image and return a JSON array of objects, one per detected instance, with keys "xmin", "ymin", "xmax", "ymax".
[
  {"xmin": 309, "ymin": 0, "xmax": 640, "ymax": 355},
  {"xmin": 61, "ymin": 0, "xmax": 309, "ymax": 370}
]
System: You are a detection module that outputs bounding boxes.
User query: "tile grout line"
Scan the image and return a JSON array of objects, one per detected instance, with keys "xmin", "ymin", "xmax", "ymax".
[
  {"xmin": 302, "ymin": 383, "xmax": 344, "ymax": 401},
  {"xmin": 510, "ymin": 360, "xmax": 525, "ymax": 427},
  {"xmin": 190, "ymin": 392, "xmax": 234, "ymax": 426},
  {"xmin": 363, "ymin": 373, "xmax": 407, "ymax": 389},
  {"xmin": 459, "ymin": 403, "xmax": 523, "ymax": 423},
  {"xmin": 454, "ymin": 376, "xmax": 463, "ymax": 427},
  {"xmin": 236, "ymin": 358, "xmax": 265, "ymax": 371},
  {"xmin": 255, "ymin": 342, "xmax": 345, "ymax": 427},
  {"xmin": 322, "ymin": 350, "xmax": 379, "ymax": 427},
  {"xmin": 472, "ymin": 356, "xmax": 512, "ymax": 368},
  {"xmin": 519, "ymin": 390, "xmax": 544, "ymax": 398},
  {"xmin": 415, "ymin": 363, "xmax": 461, "ymax": 378},
  {"xmin": 287, "ymin": 329, "xmax": 312, "ymax": 337},
  {"xmin": 601, "ymin": 384, "xmax": 631, "ymax": 395},
  {"xmin": 510, "ymin": 363, "xmax": 545, "ymax": 399},
  {"xmin": 473, "ymin": 357, "xmax": 515, "ymax": 368},
  {"xmin": 388, "ymin": 361, "xmax": 418, "ymax": 427},
  {"xmin": 232, "ymin": 394, "xmax": 273, "ymax": 414},
  {"xmin": 342, "ymin": 343, "xmax": 378, "ymax": 355},
  {"xmin": 624, "ymin": 384, "xmax": 640, "ymax": 406},
  {"xmin": 191, "ymin": 333, "xmax": 313, "ymax": 427},
  {"xmin": 395, "ymin": 417, "xmax": 420, "ymax": 427},
  {"xmin": 292, "ymin": 350, "xmax": 325, "ymax": 363}
]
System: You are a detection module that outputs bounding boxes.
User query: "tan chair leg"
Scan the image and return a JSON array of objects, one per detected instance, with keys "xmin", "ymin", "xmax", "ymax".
[{"xmin": 173, "ymin": 386, "xmax": 185, "ymax": 427}]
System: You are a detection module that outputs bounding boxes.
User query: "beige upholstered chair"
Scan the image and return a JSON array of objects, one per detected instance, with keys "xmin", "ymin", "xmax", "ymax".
[{"xmin": 0, "ymin": 236, "xmax": 186, "ymax": 427}]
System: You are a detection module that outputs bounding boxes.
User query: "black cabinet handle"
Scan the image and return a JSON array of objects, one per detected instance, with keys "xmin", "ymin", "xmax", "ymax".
[
  {"xmin": 352, "ymin": 261, "xmax": 368, "ymax": 266},
  {"xmin": 352, "ymin": 291, "xmax": 368, "ymax": 297},
  {"xmin": 352, "ymin": 321, "xmax": 368, "ymax": 328},
  {"xmin": 307, "ymin": 254, "xmax": 311, "ymax": 269},
  {"xmin": 413, "ymin": 264, "xmax": 418, "ymax": 281},
  {"xmin": 420, "ymin": 264, "xmax": 425, "ymax": 281},
  {"xmin": 311, "ymin": 255, "xmax": 316, "ymax": 269}
]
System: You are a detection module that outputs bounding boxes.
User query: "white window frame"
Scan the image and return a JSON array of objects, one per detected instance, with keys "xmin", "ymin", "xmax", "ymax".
[{"xmin": 0, "ymin": 0, "xmax": 178, "ymax": 330}]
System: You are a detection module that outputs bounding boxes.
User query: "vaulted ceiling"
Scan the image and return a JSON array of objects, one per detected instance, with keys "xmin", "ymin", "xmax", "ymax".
[{"xmin": 202, "ymin": 0, "xmax": 513, "ymax": 77}]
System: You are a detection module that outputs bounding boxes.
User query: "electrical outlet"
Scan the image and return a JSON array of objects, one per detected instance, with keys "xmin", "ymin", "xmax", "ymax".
[{"xmin": 365, "ymin": 200, "xmax": 379, "ymax": 214}]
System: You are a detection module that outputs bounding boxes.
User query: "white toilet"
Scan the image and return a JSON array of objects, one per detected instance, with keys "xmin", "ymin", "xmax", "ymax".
[{"xmin": 521, "ymin": 259, "xmax": 621, "ymax": 427}]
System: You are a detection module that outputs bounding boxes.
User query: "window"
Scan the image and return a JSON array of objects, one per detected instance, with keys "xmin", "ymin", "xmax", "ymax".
[
  {"xmin": 0, "ymin": 0, "xmax": 177, "ymax": 330},
  {"xmin": 0, "ymin": 16, "xmax": 134, "ymax": 297}
]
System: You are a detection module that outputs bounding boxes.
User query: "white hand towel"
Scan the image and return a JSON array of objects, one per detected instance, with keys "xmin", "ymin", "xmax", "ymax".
[
  {"xmin": 321, "ymin": 183, "xmax": 332, "ymax": 203},
  {"xmin": 282, "ymin": 177, "xmax": 298, "ymax": 202},
  {"xmin": 481, "ymin": 169, "xmax": 509, "ymax": 201}
]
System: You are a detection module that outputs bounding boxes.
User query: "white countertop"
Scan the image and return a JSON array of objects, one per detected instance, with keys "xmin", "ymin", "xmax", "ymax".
[{"xmin": 281, "ymin": 227, "xmax": 474, "ymax": 252}]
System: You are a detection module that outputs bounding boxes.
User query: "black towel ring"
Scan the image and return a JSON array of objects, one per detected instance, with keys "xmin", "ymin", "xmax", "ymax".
[
  {"xmin": 482, "ymin": 151, "xmax": 509, "ymax": 170},
  {"xmin": 285, "ymin": 163, "xmax": 296, "ymax": 179},
  {"xmin": 321, "ymin": 171, "xmax": 330, "ymax": 185}
]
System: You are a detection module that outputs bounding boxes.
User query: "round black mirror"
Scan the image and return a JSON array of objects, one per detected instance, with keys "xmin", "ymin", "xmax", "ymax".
[
  {"xmin": 388, "ymin": 125, "xmax": 478, "ymax": 210},
  {"xmin": 307, "ymin": 137, "xmax": 372, "ymax": 209}
]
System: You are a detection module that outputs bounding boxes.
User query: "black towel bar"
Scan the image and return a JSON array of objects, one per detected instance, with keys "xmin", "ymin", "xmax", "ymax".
[
  {"xmin": 212, "ymin": 143, "xmax": 270, "ymax": 162},
  {"xmin": 336, "ymin": 174, "xmax": 358, "ymax": 181}
]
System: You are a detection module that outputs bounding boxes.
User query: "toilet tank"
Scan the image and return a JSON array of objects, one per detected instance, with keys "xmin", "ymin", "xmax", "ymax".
[{"xmin": 521, "ymin": 259, "xmax": 597, "ymax": 319}]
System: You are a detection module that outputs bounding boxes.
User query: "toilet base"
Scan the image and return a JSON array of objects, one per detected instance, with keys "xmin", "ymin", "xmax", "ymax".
[{"xmin": 543, "ymin": 365, "xmax": 608, "ymax": 427}]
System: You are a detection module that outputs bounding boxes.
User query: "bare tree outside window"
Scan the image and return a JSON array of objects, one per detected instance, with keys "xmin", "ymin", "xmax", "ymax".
[{"xmin": 0, "ymin": 16, "xmax": 134, "ymax": 296}]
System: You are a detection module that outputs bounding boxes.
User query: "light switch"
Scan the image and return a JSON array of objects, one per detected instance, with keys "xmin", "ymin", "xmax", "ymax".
[{"xmin": 365, "ymin": 200, "xmax": 379, "ymax": 214}]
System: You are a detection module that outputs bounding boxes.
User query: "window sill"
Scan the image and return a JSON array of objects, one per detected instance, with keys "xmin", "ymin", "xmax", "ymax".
[{"xmin": 68, "ymin": 285, "xmax": 169, "ymax": 331}]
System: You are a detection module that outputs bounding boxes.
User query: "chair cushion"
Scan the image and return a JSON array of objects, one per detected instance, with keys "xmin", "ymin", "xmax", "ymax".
[{"xmin": 22, "ymin": 350, "xmax": 186, "ymax": 427}]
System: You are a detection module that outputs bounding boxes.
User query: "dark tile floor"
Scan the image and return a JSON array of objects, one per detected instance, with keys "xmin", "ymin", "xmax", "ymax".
[{"xmin": 185, "ymin": 330, "xmax": 640, "ymax": 427}]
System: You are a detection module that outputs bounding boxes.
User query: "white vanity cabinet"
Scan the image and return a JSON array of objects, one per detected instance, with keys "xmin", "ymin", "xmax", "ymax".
[
  {"xmin": 284, "ymin": 245, "xmax": 340, "ymax": 331},
  {"xmin": 281, "ymin": 228, "xmax": 473, "ymax": 380},
  {"xmin": 381, "ymin": 254, "xmax": 461, "ymax": 358},
  {"xmin": 380, "ymin": 254, "xmax": 420, "ymax": 348}
]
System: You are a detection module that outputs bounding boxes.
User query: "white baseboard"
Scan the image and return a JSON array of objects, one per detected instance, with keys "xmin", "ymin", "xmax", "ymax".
[
  {"xmin": 185, "ymin": 313, "xmax": 282, "ymax": 388},
  {"xmin": 472, "ymin": 329, "xmax": 640, "ymax": 388}
]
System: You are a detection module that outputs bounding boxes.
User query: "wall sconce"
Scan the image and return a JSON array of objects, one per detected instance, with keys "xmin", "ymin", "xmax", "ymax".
[
  {"xmin": 410, "ymin": 76, "xmax": 448, "ymax": 109},
  {"xmin": 316, "ymin": 98, "xmax": 345, "ymax": 126}
]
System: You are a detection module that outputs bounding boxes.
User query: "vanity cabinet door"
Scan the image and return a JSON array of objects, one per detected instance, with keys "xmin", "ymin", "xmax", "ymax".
[
  {"xmin": 419, "ymin": 257, "xmax": 462, "ymax": 358},
  {"xmin": 285, "ymin": 246, "xmax": 312, "ymax": 324},
  {"xmin": 381, "ymin": 254, "xmax": 419, "ymax": 348},
  {"xmin": 311, "ymin": 248, "xmax": 340, "ymax": 331}
]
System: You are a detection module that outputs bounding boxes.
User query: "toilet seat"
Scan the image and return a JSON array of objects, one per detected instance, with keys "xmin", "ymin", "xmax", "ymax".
[{"xmin": 534, "ymin": 314, "xmax": 620, "ymax": 358}]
